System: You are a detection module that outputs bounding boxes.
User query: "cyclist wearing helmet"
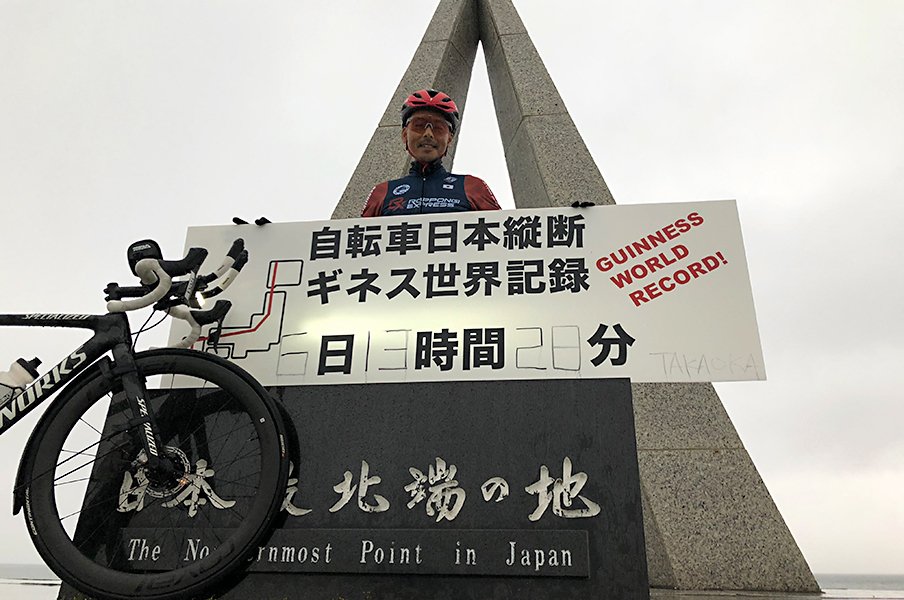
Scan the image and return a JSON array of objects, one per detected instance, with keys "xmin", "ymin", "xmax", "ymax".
[{"xmin": 361, "ymin": 89, "xmax": 501, "ymax": 217}]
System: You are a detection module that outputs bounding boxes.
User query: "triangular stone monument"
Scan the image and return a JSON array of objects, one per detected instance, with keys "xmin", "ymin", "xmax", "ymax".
[{"xmin": 332, "ymin": 0, "xmax": 819, "ymax": 592}]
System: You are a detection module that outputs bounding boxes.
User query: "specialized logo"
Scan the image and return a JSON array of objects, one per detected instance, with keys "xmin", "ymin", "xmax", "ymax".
[
  {"xmin": 131, "ymin": 243, "xmax": 153, "ymax": 252},
  {"xmin": 0, "ymin": 350, "xmax": 89, "ymax": 429},
  {"xmin": 24, "ymin": 314, "xmax": 91, "ymax": 320},
  {"xmin": 136, "ymin": 396, "xmax": 159, "ymax": 457},
  {"xmin": 392, "ymin": 184, "xmax": 411, "ymax": 195}
]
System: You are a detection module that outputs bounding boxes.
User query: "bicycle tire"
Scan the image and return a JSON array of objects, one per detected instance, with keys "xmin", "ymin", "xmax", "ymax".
[{"xmin": 19, "ymin": 348, "xmax": 288, "ymax": 600}]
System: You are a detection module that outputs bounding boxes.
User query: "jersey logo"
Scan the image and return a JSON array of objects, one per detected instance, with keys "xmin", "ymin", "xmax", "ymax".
[
  {"xmin": 444, "ymin": 176, "xmax": 457, "ymax": 183},
  {"xmin": 388, "ymin": 198, "xmax": 406, "ymax": 211},
  {"xmin": 392, "ymin": 184, "xmax": 411, "ymax": 195}
]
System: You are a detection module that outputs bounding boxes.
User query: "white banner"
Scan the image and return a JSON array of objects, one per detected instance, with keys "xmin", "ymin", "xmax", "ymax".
[{"xmin": 169, "ymin": 200, "xmax": 765, "ymax": 384}]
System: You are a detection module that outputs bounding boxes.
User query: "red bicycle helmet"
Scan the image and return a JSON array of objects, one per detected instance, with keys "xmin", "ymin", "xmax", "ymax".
[{"xmin": 401, "ymin": 89, "xmax": 460, "ymax": 133}]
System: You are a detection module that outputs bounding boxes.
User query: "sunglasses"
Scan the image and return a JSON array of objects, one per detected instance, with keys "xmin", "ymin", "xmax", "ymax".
[{"xmin": 407, "ymin": 116, "xmax": 451, "ymax": 135}]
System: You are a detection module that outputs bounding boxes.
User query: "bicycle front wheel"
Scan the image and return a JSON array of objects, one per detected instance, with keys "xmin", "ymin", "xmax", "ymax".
[{"xmin": 20, "ymin": 349, "xmax": 288, "ymax": 600}]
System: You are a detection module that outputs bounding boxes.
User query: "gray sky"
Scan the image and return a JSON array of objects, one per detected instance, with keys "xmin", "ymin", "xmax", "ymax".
[{"xmin": 1, "ymin": 0, "xmax": 902, "ymax": 576}]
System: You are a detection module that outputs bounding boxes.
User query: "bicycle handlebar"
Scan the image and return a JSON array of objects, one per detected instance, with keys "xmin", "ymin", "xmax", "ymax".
[
  {"xmin": 168, "ymin": 300, "xmax": 232, "ymax": 348},
  {"xmin": 105, "ymin": 238, "xmax": 248, "ymax": 347},
  {"xmin": 106, "ymin": 261, "xmax": 173, "ymax": 313},
  {"xmin": 158, "ymin": 247, "xmax": 208, "ymax": 278}
]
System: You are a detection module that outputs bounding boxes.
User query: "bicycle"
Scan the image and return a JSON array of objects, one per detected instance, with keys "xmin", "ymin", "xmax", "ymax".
[{"xmin": 1, "ymin": 238, "xmax": 290, "ymax": 600}]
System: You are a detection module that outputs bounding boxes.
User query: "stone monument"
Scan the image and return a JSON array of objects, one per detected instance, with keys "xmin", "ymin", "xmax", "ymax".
[{"xmin": 332, "ymin": 0, "xmax": 819, "ymax": 592}]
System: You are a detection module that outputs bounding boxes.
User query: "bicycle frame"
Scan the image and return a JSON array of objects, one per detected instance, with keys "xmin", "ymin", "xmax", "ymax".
[
  {"xmin": 0, "ymin": 313, "xmax": 129, "ymax": 436},
  {"xmin": 0, "ymin": 312, "xmax": 167, "ymax": 468}
]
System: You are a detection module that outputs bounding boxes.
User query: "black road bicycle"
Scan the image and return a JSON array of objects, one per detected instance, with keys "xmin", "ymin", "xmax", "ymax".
[{"xmin": 1, "ymin": 239, "xmax": 289, "ymax": 600}]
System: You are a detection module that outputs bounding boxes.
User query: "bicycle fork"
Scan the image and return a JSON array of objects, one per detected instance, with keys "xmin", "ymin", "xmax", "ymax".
[{"xmin": 110, "ymin": 344, "xmax": 169, "ymax": 471}]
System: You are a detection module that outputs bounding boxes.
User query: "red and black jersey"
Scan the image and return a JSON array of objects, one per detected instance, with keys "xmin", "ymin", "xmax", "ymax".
[{"xmin": 361, "ymin": 160, "xmax": 500, "ymax": 217}]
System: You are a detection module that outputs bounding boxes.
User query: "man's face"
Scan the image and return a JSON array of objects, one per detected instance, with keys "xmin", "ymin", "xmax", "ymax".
[{"xmin": 402, "ymin": 109, "xmax": 453, "ymax": 163}]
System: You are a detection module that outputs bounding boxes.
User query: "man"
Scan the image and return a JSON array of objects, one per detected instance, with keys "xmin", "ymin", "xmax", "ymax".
[{"xmin": 361, "ymin": 89, "xmax": 501, "ymax": 217}]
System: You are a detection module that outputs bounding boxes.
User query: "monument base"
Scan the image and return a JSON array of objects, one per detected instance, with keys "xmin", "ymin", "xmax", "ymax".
[
  {"xmin": 222, "ymin": 378, "xmax": 649, "ymax": 600},
  {"xmin": 57, "ymin": 378, "xmax": 649, "ymax": 600}
]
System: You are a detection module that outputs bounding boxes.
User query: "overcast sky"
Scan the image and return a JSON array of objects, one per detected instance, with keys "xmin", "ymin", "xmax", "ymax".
[{"xmin": 1, "ymin": 0, "xmax": 902, "ymax": 576}]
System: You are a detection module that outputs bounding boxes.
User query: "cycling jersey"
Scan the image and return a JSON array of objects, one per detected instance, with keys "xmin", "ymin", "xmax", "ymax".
[{"xmin": 361, "ymin": 160, "xmax": 500, "ymax": 217}]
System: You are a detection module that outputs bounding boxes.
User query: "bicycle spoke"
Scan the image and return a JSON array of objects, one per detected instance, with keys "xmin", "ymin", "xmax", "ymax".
[
  {"xmin": 54, "ymin": 476, "xmax": 95, "ymax": 487},
  {"xmin": 78, "ymin": 416, "xmax": 103, "ymax": 437},
  {"xmin": 53, "ymin": 440, "xmax": 131, "ymax": 485},
  {"xmin": 59, "ymin": 449, "xmax": 97, "ymax": 458}
]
